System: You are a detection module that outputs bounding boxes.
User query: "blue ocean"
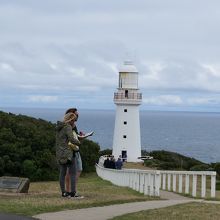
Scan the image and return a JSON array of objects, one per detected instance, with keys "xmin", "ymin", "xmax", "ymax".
[{"xmin": 1, "ymin": 107, "xmax": 220, "ymax": 163}]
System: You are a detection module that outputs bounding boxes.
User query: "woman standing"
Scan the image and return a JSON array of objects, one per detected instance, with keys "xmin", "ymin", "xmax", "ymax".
[{"xmin": 56, "ymin": 112, "xmax": 80, "ymax": 197}]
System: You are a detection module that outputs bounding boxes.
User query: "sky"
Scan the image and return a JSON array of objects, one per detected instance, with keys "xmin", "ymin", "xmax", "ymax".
[{"xmin": 0, "ymin": 0, "xmax": 220, "ymax": 111}]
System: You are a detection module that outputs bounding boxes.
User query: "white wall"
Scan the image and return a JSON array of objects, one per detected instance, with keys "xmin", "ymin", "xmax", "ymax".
[{"xmin": 112, "ymin": 104, "xmax": 141, "ymax": 162}]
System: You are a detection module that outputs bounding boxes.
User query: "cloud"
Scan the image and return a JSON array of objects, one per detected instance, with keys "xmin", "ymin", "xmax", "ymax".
[
  {"xmin": 138, "ymin": 60, "xmax": 220, "ymax": 93},
  {"xmin": 27, "ymin": 95, "xmax": 58, "ymax": 103},
  {"xmin": 143, "ymin": 95, "xmax": 183, "ymax": 106},
  {"xmin": 186, "ymin": 97, "xmax": 220, "ymax": 105},
  {"xmin": 0, "ymin": 0, "xmax": 220, "ymax": 110},
  {"xmin": 0, "ymin": 62, "xmax": 15, "ymax": 72},
  {"xmin": 202, "ymin": 64, "xmax": 220, "ymax": 78}
]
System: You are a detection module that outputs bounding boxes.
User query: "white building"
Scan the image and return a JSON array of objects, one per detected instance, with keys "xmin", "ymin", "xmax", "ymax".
[{"xmin": 112, "ymin": 61, "xmax": 142, "ymax": 162}]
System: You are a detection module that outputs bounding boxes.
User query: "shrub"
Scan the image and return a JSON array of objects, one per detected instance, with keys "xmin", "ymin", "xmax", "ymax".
[
  {"xmin": 214, "ymin": 163, "xmax": 220, "ymax": 176},
  {"xmin": 190, "ymin": 164, "xmax": 211, "ymax": 171},
  {"xmin": 22, "ymin": 159, "xmax": 37, "ymax": 180},
  {"xmin": 149, "ymin": 150, "xmax": 205, "ymax": 170},
  {"xmin": 158, "ymin": 162, "xmax": 178, "ymax": 170},
  {"xmin": 216, "ymin": 181, "xmax": 220, "ymax": 190},
  {"xmin": 99, "ymin": 149, "xmax": 112, "ymax": 157},
  {"xmin": 80, "ymin": 139, "xmax": 100, "ymax": 173},
  {"xmin": 0, "ymin": 157, "xmax": 5, "ymax": 176}
]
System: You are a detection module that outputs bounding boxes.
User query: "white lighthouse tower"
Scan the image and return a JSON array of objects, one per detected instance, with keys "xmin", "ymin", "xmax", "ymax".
[{"xmin": 112, "ymin": 61, "xmax": 142, "ymax": 162}]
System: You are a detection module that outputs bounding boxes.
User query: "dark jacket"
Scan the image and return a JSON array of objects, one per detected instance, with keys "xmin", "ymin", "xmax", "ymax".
[
  {"xmin": 115, "ymin": 159, "xmax": 123, "ymax": 169},
  {"xmin": 56, "ymin": 121, "xmax": 80, "ymax": 164}
]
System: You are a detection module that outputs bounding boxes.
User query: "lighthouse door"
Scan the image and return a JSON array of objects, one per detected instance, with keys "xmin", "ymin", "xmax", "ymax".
[{"xmin": 122, "ymin": 150, "xmax": 127, "ymax": 162}]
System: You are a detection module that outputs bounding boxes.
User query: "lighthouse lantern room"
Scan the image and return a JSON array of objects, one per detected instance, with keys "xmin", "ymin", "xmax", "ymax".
[{"xmin": 112, "ymin": 61, "xmax": 142, "ymax": 162}]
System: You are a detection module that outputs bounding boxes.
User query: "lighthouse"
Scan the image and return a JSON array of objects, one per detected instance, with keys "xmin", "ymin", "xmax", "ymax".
[{"xmin": 112, "ymin": 61, "xmax": 142, "ymax": 162}]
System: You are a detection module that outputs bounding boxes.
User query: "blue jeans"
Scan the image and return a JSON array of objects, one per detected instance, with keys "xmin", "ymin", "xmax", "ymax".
[{"xmin": 59, "ymin": 157, "xmax": 76, "ymax": 193}]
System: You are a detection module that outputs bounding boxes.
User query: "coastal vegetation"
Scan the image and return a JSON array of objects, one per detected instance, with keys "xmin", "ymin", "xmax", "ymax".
[{"xmin": 144, "ymin": 150, "xmax": 214, "ymax": 171}]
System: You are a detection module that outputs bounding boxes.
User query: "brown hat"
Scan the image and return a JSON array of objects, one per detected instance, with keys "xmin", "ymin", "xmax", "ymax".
[{"xmin": 63, "ymin": 112, "xmax": 77, "ymax": 124}]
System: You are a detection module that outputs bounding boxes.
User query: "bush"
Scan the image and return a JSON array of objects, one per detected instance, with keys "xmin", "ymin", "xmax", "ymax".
[
  {"xmin": 214, "ymin": 163, "xmax": 220, "ymax": 176},
  {"xmin": 144, "ymin": 160, "xmax": 154, "ymax": 167},
  {"xmin": 216, "ymin": 181, "xmax": 220, "ymax": 190},
  {"xmin": 0, "ymin": 111, "xmax": 56, "ymax": 181},
  {"xmin": 99, "ymin": 149, "xmax": 112, "ymax": 157},
  {"xmin": 144, "ymin": 159, "xmax": 161, "ymax": 168},
  {"xmin": 158, "ymin": 162, "xmax": 178, "ymax": 170},
  {"xmin": 0, "ymin": 157, "xmax": 5, "ymax": 176},
  {"xmin": 22, "ymin": 160, "xmax": 37, "ymax": 180},
  {"xmin": 80, "ymin": 139, "xmax": 100, "ymax": 173},
  {"xmin": 190, "ymin": 164, "xmax": 211, "ymax": 171},
  {"xmin": 149, "ymin": 150, "xmax": 205, "ymax": 170}
]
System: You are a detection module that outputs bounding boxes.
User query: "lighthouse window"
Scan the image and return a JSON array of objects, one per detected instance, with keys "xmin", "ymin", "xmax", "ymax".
[
  {"xmin": 124, "ymin": 109, "xmax": 127, "ymax": 112},
  {"xmin": 125, "ymin": 90, "xmax": 128, "ymax": 98},
  {"xmin": 124, "ymin": 121, "xmax": 127, "ymax": 125},
  {"xmin": 123, "ymin": 135, "xmax": 127, "ymax": 138}
]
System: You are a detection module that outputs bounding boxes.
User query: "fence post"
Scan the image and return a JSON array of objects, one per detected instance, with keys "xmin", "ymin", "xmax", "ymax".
[
  {"xmin": 201, "ymin": 174, "xmax": 206, "ymax": 198},
  {"xmin": 155, "ymin": 171, "xmax": 160, "ymax": 197},
  {"xmin": 211, "ymin": 174, "xmax": 216, "ymax": 198},
  {"xmin": 192, "ymin": 174, "xmax": 197, "ymax": 197},
  {"xmin": 162, "ymin": 173, "xmax": 166, "ymax": 190},
  {"xmin": 172, "ymin": 174, "xmax": 176, "ymax": 192},
  {"xmin": 137, "ymin": 172, "xmax": 140, "ymax": 191},
  {"xmin": 150, "ymin": 174, "xmax": 154, "ymax": 196},
  {"xmin": 185, "ymin": 174, "xmax": 189, "ymax": 194},
  {"xmin": 167, "ymin": 173, "xmax": 171, "ymax": 191},
  {"xmin": 139, "ymin": 173, "xmax": 144, "ymax": 193},
  {"xmin": 133, "ymin": 172, "xmax": 136, "ymax": 190},
  {"xmin": 178, "ymin": 174, "xmax": 183, "ymax": 193},
  {"xmin": 159, "ymin": 173, "xmax": 161, "ymax": 189},
  {"xmin": 144, "ymin": 173, "xmax": 149, "ymax": 195}
]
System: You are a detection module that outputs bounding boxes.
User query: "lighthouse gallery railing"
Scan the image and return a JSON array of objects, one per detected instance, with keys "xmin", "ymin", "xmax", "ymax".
[{"xmin": 114, "ymin": 92, "xmax": 142, "ymax": 100}]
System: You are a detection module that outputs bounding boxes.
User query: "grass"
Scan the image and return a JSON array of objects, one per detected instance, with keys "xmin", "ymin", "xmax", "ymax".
[
  {"xmin": 110, "ymin": 202, "xmax": 220, "ymax": 220},
  {"xmin": 123, "ymin": 162, "xmax": 154, "ymax": 170},
  {"xmin": 0, "ymin": 173, "xmax": 156, "ymax": 216}
]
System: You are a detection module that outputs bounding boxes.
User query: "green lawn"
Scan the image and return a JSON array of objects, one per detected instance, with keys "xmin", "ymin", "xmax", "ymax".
[
  {"xmin": 0, "ymin": 173, "xmax": 156, "ymax": 216},
  {"xmin": 110, "ymin": 202, "xmax": 220, "ymax": 220}
]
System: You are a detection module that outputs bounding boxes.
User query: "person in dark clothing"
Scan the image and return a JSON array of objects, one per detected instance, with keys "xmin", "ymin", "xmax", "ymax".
[
  {"xmin": 109, "ymin": 156, "xmax": 116, "ymax": 169},
  {"xmin": 104, "ymin": 158, "xmax": 110, "ymax": 168},
  {"xmin": 115, "ymin": 157, "xmax": 123, "ymax": 169}
]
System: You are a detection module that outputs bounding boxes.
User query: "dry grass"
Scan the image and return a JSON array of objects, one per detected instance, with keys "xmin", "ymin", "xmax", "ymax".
[
  {"xmin": 0, "ymin": 173, "xmax": 156, "ymax": 216},
  {"xmin": 111, "ymin": 202, "xmax": 220, "ymax": 220},
  {"xmin": 123, "ymin": 162, "xmax": 154, "ymax": 170}
]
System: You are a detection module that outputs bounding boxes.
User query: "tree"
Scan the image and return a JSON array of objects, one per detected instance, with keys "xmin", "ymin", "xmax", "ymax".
[{"xmin": 22, "ymin": 160, "xmax": 37, "ymax": 180}]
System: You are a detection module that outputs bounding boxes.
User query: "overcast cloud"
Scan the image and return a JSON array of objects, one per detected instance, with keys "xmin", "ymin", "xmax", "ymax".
[{"xmin": 0, "ymin": 0, "xmax": 220, "ymax": 111}]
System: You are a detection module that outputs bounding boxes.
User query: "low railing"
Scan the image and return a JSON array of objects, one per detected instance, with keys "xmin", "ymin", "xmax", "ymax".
[
  {"xmin": 96, "ymin": 156, "xmax": 216, "ymax": 198},
  {"xmin": 159, "ymin": 170, "xmax": 216, "ymax": 198},
  {"xmin": 96, "ymin": 164, "xmax": 160, "ymax": 197}
]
